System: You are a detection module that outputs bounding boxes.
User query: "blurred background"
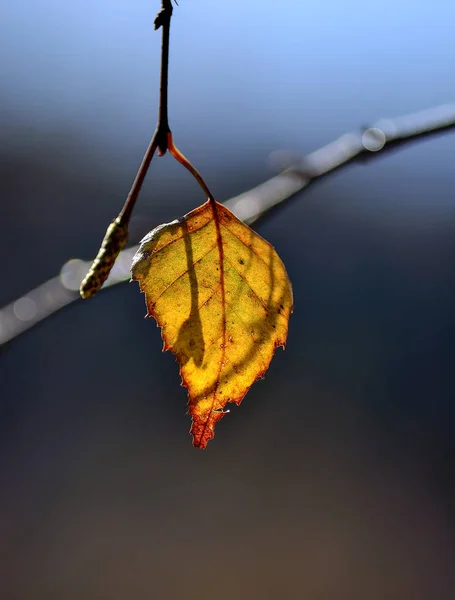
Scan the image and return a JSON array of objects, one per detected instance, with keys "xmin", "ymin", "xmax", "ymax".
[{"xmin": 1, "ymin": 1, "xmax": 455, "ymax": 598}]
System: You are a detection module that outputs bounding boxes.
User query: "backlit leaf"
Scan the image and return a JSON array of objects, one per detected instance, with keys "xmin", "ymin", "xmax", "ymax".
[{"xmin": 131, "ymin": 199, "xmax": 293, "ymax": 448}]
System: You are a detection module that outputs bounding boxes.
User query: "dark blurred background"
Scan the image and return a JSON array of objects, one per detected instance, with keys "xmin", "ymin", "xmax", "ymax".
[{"xmin": 1, "ymin": 1, "xmax": 455, "ymax": 598}]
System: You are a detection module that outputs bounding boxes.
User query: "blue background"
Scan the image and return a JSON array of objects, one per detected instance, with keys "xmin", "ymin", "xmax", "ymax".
[{"xmin": 1, "ymin": 1, "xmax": 454, "ymax": 598}]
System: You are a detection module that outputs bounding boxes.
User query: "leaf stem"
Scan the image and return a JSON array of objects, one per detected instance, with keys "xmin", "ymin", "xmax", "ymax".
[{"xmin": 167, "ymin": 133, "xmax": 216, "ymax": 203}]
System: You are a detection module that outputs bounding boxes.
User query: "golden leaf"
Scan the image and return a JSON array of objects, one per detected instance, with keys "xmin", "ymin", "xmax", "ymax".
[{"xmin": 131, "ymin": 199, "xmax": 293, "ymax": 448}]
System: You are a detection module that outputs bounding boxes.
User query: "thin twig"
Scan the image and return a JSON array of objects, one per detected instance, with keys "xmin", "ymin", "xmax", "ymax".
[
  {"xmin": 1, "ymin": 103, "xmax": 454, "ymax": 345},
  {"xmin": 118, "ymin": 0, "xmax": 173, "ymax": 223},
  {"xmin": 79, "ymin": 0, "xmax": 174, "ymax": 298}
]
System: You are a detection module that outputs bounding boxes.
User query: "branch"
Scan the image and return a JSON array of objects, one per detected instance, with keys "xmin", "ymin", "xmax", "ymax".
[{"xmin": 1, "ymin": 103, "xmax": 454, "ymax": 346}]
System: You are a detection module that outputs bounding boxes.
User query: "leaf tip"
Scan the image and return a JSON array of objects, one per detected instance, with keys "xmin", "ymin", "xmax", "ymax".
[{"xmin": 190, "ymin": 409, "xmax": 227, "ymax": 449}]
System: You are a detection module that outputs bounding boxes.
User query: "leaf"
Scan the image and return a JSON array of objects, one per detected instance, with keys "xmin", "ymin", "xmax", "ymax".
[{"xmin": 131, "ymin": 199, "xmax": 293, "ymax": 448}]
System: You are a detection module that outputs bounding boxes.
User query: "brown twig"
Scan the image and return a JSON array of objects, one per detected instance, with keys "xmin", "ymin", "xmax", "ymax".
[
  {"xmin": 119, "ymin": 0, "xmax": 174, "ymax": 222},
  {"xmin": 80, "ymin": 0, "xmax": 174, "ymax": 298},
  {"xmin": 118, "ymin": 0, "xmax": 174, "ymax": 222}
]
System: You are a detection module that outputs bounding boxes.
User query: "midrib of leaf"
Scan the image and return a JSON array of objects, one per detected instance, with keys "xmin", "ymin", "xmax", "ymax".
[{"xmin": 194, "ymin": 200, "xmax": 227, "ymax": 446}]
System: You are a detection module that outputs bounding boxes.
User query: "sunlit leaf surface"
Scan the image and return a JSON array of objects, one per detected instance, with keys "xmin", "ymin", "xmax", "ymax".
[{"xmin": 131, "ymin": 199, "xmax": 293, "ymax": 448}]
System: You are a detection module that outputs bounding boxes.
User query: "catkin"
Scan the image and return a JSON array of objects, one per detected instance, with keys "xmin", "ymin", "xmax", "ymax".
[{"xmin": 80, "ymin": 218, "xmax": 129, "ymax": 299}]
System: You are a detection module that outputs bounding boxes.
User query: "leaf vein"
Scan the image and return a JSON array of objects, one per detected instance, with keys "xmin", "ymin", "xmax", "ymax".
[
  {"xmin": 153, "ymin": 242, "xmax": 218, "ymax": 304},
  {"xmin": 150, "ymin": 218, "xmax": 212, "ymax": 258},
  {"xmin": 221, "ymin": 222, "xmax": 270, "ymax": 268},
  {"xmin": 224, "ymin": 256, "xmax": 269, "ymax": 313},
  {"xmin": 197, "ymin": 284, "xmax": 221, "ymax": 311}
]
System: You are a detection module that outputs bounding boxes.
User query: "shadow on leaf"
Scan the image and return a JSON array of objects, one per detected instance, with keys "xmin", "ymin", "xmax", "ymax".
[{"xmin": 174, "ymin": 219, "xmax": 205, "ymax": 368}]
